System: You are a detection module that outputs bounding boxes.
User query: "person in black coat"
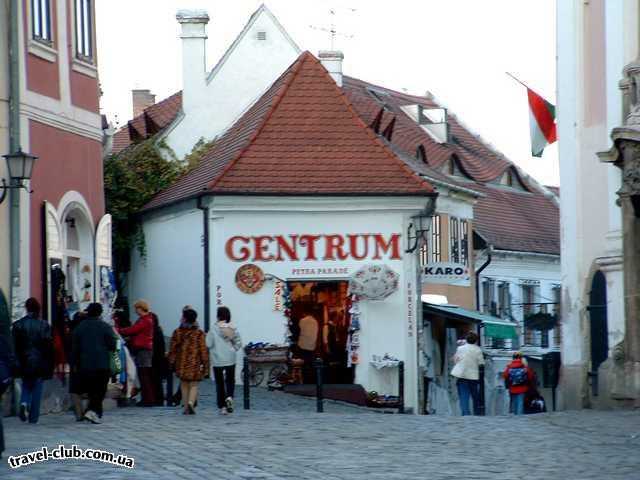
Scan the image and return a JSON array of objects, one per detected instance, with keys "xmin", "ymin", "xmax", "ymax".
[
  {"xmin": 72, "ymin": 303, "xmax": 116, "ymax": 424},
  {"xmin": 0, "ymin": 334, "xmax": 14, "ymax": 458},
  {"xmin": 12, "ymin": 298, "xmax": 53, "ymax": 424},
  {"xmin": 151, "ymin": 313, "xmax": 169, "ymax": 406}
]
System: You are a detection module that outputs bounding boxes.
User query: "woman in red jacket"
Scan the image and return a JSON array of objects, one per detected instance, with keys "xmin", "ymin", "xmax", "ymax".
[
  {"xmin": 502, "ymin": 352, "xmax": 534, "ymax": 415},
  {"xmin": 118, "ymin": 300, "xmax": 155, "ymax": 406}
]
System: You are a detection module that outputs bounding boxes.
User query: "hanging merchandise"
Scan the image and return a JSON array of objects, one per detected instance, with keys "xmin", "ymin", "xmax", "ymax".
[
  {"xmin": 347, "ymin": 294, "xmax": 361, "ymax": 367},
  {"xmin": 281, "ymin": 284, "xmax": 293, "ymax": 345},
  {"xmin": 349, "ymin": 264, "xmax": 400, "ymax": 301},
  {"xmin": 100, "ymin": 266, "xmax": 118, "ymax": 325}
]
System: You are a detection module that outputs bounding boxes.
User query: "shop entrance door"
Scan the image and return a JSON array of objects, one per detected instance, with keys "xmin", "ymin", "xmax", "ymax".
[
  {"xmin": 588, "ymin": 270, "xmax": 608, "ymax": 396},
  {"xmin": 288, "ymin": 281, "xmax": 353, "ymax": 384}
]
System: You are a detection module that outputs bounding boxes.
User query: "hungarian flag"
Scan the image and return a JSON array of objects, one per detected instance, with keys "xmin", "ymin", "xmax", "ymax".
[{"xmin": 527, "ymin": 88, "xmax": 557, "ymax": 157}]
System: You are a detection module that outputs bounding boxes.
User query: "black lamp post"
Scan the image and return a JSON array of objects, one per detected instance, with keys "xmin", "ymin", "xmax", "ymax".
[
  {"xmin": 406, "ymin": 212, "xmax": 431, "ymax": 253},
  {"xmin": 0, "ymin": 148, "xmax": 38, "ymax": 204}
]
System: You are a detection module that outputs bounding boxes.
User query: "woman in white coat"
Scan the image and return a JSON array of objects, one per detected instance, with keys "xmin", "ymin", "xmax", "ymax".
[{"xmin": 206, "ymin": 307, "xmax": 242, "ymax": 414}]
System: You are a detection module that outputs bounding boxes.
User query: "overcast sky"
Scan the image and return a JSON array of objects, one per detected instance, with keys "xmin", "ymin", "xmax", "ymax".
[{"xmin": 96, "ymin": 0, "xmax": 558, "ymax": 186}]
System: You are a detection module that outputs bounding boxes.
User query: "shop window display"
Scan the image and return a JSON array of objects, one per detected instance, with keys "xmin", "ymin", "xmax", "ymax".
[{"xmin": 288, "ymin": 281, "xmax": 353, "ymax": 384}]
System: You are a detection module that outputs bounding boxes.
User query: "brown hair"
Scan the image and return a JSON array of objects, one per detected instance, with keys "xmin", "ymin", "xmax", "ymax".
[
  {"xmin": 133, "ymin": 299, "xmax": 150, "ymax": 313},
  {"xmin": 25, "ymin": 297, "xmax": 41, "ymax": 316},
  {"xmin": 217, "ymin": 306, "xmax": 231, "ymax": 323},
  {"xmin": 465, "ymin": 332, "xmax": 479, "ymax": 344}
]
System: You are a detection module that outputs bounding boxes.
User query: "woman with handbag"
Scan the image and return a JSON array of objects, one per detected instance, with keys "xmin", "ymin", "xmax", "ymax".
[{"xmin": 167, "ymin": 308, "xmax": 209, "ymax": 415}]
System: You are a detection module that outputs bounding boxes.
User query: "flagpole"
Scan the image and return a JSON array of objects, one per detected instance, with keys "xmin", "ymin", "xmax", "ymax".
[{"xmin": 505, "ymin": 72, "xmax": 531, "ymax": 90}]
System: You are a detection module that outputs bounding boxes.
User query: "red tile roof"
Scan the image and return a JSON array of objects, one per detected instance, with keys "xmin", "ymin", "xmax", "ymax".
[
  {"xmin": 110, "ymin": 91, "xmax": 183, "ymax": 155},
  {"xmin": 133, "ymin": 53, "xmax": 558, "ymax": 255},
  {"xmin": 144, "ymin": 52, "xmax": 435, "ymax": 210},
  {"xmin": 341, "ymin": 77, "xmax": 559, "ymax": 255}
]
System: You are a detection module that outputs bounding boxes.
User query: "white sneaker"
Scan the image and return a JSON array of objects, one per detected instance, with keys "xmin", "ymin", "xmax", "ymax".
[
  {"xmin": 225, "ymin": 397, "xmax": 234, "ymax": 413},
  {"xmin": 83, "ymin": 410, "xmax": 102, "ymax": 424},
  {"xmin": 220, "ymin": 407, "xmax": 228, "ymax": 415}
]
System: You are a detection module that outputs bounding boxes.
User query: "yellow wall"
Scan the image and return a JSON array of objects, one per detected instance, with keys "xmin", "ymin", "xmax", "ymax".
[{"xmin": 421, "ymin": 214, "xmax": 476, "ymax": 310}]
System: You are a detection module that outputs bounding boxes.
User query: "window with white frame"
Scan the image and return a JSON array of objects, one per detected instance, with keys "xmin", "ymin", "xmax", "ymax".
[
  {"xmin": 449, "ymin": 217, "xmax": 459, "ymax": 263},
  {"xmin": 482, "ymin": 278, "xmax": 495, "ymax": 314},
  {"xmin": 75, "ymin": 0, "xmax": 93, "ymax": 59},
  {"xmin": 32, "ymin": 0, "xmax": 52, "ymax": 43},
  {"xmin": 448, "ymin": 216, "xmax": 469, "ymax": 265},
  {"xmin": 431, "ymin": 215, "xmax": 441, "ymax": 263},
  {"xmin": 522, "ymin": 282, "xmax": 540, "ymax": 346},
  {"xmin": 498, "ymin": 282, "xmax": 511, "ymax": 318}
]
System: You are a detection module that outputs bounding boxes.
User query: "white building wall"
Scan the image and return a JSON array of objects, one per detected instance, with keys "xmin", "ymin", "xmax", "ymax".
[
  {"xmin": 129, "ymin": 204, "xmax": 204, "ymax": 334},
  {"xmin": 208, "ymin": 196, "xmax": 429, "ymax": 412},
  {"xmin": 478, "ymin": 252, "xmax": 561, "ymax": 350},
  {"xmin": 164, "ymin": 6, "xmax": 300, "ymax": 159},
  {"xmin": 557, "ymin": 0, "xmax": 637, "ymax": 408}
]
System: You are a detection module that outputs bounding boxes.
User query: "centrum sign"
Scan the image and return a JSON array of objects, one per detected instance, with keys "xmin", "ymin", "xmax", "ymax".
[{"xmin": 422, "ymin": 262, "xmax": 470, "ymax": 286}]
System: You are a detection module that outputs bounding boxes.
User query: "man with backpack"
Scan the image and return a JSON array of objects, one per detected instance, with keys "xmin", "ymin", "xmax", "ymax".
[{"xmin": 503, "ymin": 352, "xmax": 535, "ymax": 415}]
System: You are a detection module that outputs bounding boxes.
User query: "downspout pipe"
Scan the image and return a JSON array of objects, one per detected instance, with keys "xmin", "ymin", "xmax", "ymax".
[
  {"xmin": 8, "ymin": 0, "xmax": 21, "ymax": 319},
  {"xmin": 474, "ymin": 245, "xmax": 493, "ymax": 311},
  {"xmin": 197, "ymin": 196, "xmax": 210, "ymax": 332}
]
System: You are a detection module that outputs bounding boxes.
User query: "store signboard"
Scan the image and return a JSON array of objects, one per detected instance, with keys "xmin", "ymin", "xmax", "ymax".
[{"xmin": 421, "ymin": 262, "xmax": 471, "ymax": 287}]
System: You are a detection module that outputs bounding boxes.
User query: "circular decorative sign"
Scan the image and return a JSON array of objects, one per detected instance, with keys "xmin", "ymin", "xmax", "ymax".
[{"xmin": 235, "ymin": 264, "xmax": 265, "ymax": 294}]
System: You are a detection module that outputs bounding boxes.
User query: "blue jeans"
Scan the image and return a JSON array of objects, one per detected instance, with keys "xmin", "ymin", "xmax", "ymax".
[
  {"xmin": 20, "ymin": 378, "xmax": 44, "ymax": 423},
  {"xmin": 456, "ymin": 378, "xmax": 480, "ymax": 416},
  {"xmin": 511, "ymin": 393, "xmax": 525, "ymax": 415}
]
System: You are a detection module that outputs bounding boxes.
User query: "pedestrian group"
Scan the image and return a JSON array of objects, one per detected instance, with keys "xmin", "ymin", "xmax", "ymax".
[{"xmin": 0, "ymin": 298, "xmax": 242, "ymax": 437}]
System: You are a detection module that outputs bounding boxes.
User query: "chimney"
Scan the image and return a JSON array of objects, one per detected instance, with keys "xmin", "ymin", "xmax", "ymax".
[
  {"xmin": 132, "ymin": 89, "xmax": 156, "ymax": 118},
  {"xmin": 319, "ymin": 50, "xmax": 344, "ymax": 87},
  {"xmin": 176, "ymin": 9, "xmax": 209, "ymax": 113}
]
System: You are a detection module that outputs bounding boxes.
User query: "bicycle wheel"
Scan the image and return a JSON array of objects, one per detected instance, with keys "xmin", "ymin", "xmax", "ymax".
[
  {"xmin": 250, "ymin": 365, "xmax": 264, "ymax": 387},
  {"xmin": 268, "ymin": 365, "xmax": 287, "ymax": 386}
]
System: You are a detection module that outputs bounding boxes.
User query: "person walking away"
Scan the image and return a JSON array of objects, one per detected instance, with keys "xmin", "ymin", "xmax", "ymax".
[
  {"xmin": 206, "ymin": 306, "xmax": 241, "ymax": 415},
  {"xmin": 503, "ymin": 352, "xmax": 534, "ymax": 415},
  {"xmin": 451, "ymin": 332, "xmax": 485, "ymax": 416},
  {"xmin": 72, "ymin": 303, "xmax": 116, "ymax": 424},
  {"xmin": 68, "ymin": 311, "xmax": 86, "ymax": 420},
  {"xmin": 12, "ymin": 298, "xmax": 54, "ymax": 424},
  {"xmin": 118, "ymin": 300, "xmax": 155, "ymax": 406},
  {"xmin": 167, "ymin": 309, "xmax": 209, "ymax": 415},
  {"xmin": 151, "ymin": 313, "xmax": 169, "ymax": 406}
]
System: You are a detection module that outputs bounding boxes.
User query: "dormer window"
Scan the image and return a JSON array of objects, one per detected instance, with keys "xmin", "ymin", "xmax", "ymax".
[
  {"xmin": 401, "ymin": 104, "xmax": 450, "ymax": 144},
  {"xmin": 501, "ymin": 170, "xmax": 514, "ymax": 187},
  {"xmin": 32, "ymin": 0, "xmax": 52, "ymax": 43},
  {"xmin": 75, "ymin": 0, "xmax": 93, "ymax": 60},
  {"xmin": 497, "ymin": 167, "xmax": 529, "ymax": 191},
  {"xmin": 448, "ymin": 157, "xmax": 456, "ymax": 175},
  {"xmin": 416, "ymin": 145, "xmax": 427, "ymax": 164}
]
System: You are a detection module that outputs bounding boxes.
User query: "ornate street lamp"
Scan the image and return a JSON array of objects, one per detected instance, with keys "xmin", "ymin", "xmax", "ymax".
[
  {"xmin": 0, "ymin": 148, "xmax": 37, "ymax": 204},
  {"xmin": 406, "ymin": 212, "xmax": 432, "ymax": 253}
]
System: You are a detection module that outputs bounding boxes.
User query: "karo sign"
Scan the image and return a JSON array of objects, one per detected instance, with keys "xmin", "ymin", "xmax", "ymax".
[{"xmin": 421, "ymin": 262, "xmax": 470, "ymax": 287}]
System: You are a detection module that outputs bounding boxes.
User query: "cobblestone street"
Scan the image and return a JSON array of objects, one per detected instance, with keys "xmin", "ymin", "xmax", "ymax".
[{"xmin": 1, "ymin": 383, "xmax": 639, "ymax": 479}]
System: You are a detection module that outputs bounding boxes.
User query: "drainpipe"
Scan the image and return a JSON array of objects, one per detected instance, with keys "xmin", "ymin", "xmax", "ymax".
[
  {"xmin": 474, "ymin": 244, "xmax": 492, "ymax": 416},
  {"xmin": 8, "ymin": 0, "xmax": 21, "ymax": 319},
  {"xmin": 197, "ymin": 196, "xmax": 210, "ymax": 332},
  {"xmin": 475, "ymin": 244, "xmax": 493, "ymax": 311}
]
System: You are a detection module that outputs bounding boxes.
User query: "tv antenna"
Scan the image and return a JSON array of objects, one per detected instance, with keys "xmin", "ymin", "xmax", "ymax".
[{"xmin": 309, "ymin": 7, "xmax": 356, "ymax": 50}]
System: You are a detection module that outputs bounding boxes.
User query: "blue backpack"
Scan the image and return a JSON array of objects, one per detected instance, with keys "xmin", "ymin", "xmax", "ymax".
[{"xmin": 508, "ymin": 367, "xmax": 528, "ymax": 387}]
